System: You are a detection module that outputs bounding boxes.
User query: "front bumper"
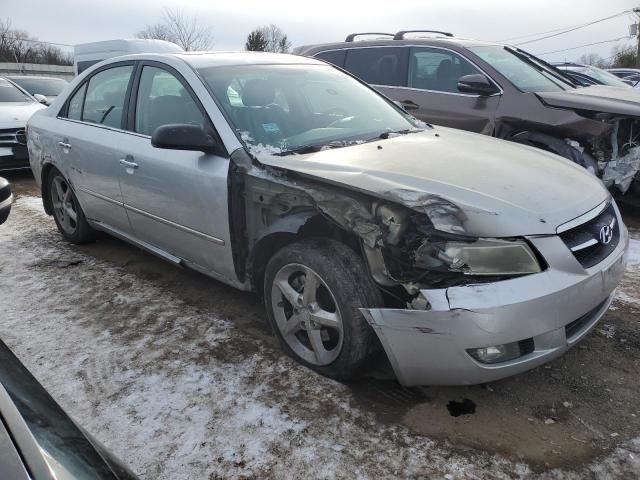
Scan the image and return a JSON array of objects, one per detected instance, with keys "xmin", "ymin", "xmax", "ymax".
[
  {"xmin": 0, "ymin": 145, "xmax": 29, "ymax": 171},
  {"xmin": 362, "ymin": 223, "xmax": 629, "ymax": 386}
]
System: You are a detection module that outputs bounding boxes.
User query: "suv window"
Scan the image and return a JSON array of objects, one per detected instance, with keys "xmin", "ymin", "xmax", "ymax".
[
  {"xmin": 82, "ymin": 65, "xmax": 134, "ymax": 128},
  {"xmin": 344, "ymin": 47, "xmax": 407, "ymax": 87},
  {"xmin": 469, "ymin": 46, "xmax": 570, "ymax": 92},
  {"xmin": 134, "ymin": 66, "xmax": 205, "ymax": 136},
  {"xmin": 315, "ymin": 50, "xmax": 346, "ymax": 68},
  {"xmin": 409, "ymin": 47, "xmax": 483, "ymax": 93}
]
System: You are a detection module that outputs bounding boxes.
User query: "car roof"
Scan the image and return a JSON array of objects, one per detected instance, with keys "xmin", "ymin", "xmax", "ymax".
[
  {"xmin": 98, "ymin": 51, "xmax": 327, "ymax": 69},
  {"xmin": 294, "ymin": 36, "xmax": 502, "ymax": 56},
  {"xmin": 176, "ymin": 51, "xmax": 326, "ymax": 68}
]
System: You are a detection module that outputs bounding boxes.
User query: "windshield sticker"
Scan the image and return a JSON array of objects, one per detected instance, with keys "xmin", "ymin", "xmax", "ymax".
[{"xmin": 262, "ymin": 123, "xmax": 281, "ymax": 134}]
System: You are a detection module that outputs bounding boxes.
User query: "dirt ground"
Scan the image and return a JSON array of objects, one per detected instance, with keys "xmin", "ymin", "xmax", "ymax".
[{"xmin": 1, "ymin": 173, "xmax": 639, "ymax": 479}]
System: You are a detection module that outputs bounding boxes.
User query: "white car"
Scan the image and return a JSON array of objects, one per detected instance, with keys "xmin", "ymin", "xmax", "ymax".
[{"xmin": 0, "ymin": 77, "xmax": 46, "ymax": 171}]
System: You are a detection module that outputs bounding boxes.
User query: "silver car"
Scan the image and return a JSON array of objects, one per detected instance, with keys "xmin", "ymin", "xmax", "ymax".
[{"xmin": 27, "ymin": 52, "xmax": 629, "ymax": 386}]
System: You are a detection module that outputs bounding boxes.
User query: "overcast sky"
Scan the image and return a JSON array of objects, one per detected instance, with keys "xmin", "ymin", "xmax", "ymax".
[{"xmin": 3, "ymin": 0, "xmax": 639, "ymax": 62}]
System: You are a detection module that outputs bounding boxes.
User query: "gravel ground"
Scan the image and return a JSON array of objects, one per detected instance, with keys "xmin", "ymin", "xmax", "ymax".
[{"xmin": 1, "ymin": 174, "xmax": 640, "ymax": 479}]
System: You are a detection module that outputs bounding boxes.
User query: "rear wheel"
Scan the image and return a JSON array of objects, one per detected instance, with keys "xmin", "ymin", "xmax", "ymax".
[
  {"xmin": 48, "ymin": 170, "xmax": 96, "ymax": 244},
  {"xmin": 264, "ymin": 238, "xmax": 382, "ymax": 380}
]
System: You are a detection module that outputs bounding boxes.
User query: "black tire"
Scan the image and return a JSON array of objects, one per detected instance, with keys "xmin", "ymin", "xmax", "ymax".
[
  {"xmin": 264, "ymin": 238, "xmax": 383, "ymax": 380},
  {"xmin": 47, "ymin": 168, "xmax": 96, "ymax": 244}
]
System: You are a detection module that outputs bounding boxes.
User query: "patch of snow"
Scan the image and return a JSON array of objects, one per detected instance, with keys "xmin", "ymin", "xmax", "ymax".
[
  {"xmin": 14, "ymin": 195, "xmax": 46, "ymax": 214},
  {"xmin": 2, "ymin": 195, "xmax": 640, "ymax": 479}
]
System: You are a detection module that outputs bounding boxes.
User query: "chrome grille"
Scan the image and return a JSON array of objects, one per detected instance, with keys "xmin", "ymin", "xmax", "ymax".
[
  {"xmin": 559, "ymin": 203, "xmax": 619, "ymax": 269},
  {"xmin": 0, "ymin": 128, "xmax": 25, "ymax": 146}
]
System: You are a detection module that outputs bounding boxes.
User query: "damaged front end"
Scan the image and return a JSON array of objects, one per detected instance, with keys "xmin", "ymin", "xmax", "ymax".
[
  {"xmin": 235, "ymin": 141, "xmax": 626, "ymax": 386},
  {"xmin": 588, "ymin": 116, "xmax": 640, "ymax": 193}
]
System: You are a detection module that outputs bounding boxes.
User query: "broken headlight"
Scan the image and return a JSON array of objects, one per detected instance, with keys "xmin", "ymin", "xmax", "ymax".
[{"xmin": 437, "ymin": 238, "xmax": 541, "ymax": 276}]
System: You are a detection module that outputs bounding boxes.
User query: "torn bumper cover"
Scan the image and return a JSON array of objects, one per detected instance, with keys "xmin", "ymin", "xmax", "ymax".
[{"xmin": 361, "ymin": 229, "xmax": 629, "ymax": 386}]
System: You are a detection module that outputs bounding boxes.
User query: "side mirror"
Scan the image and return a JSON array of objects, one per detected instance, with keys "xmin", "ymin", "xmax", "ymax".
[
  {"xmin": 0, "ymin": 177, "xmax": 13, "ymax": 225},
  {"xmin": 457, "ymin": 74, "xmax": 500, "ymax": 96},
  {"xmin": 151, "ymin": 124, "xmax": 218, "ymax": 154},
  {"xmin": 33, "ymin": 94, "xmax": 49, "ymax": 105}
]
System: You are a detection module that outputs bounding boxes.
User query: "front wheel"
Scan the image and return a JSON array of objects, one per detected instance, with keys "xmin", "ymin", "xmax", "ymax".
[{"xmin": 264, "ymin": 238, "xmax": 383, "ymax": 380}]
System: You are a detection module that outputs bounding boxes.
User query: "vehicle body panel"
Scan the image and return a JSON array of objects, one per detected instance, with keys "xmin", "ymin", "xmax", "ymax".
[
  {"xmin": 0, "ymin": 339, "xmax": 138, "ymax": 479},
  {"xmin": 378, "ymin": 83, "xmax": 500, "ymax": 133},
  {"xmin": 362, "ymin": 218, "xmax": 628, "ymax": 385},
  {"xmin": 0, "ymin": 177, "xmax": 13, "ymax": 224},
  {"xmin": 256, "ymin": 129, "xmax": 609, "ymax": 237}
]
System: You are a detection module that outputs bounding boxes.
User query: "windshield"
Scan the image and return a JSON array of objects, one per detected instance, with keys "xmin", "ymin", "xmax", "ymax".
[
  {"xmin": 197, "ymin": 64, "xmax": 422, "ymax": 156},
  {"xmin": 0, "ymin": 78, "xmax": 33, "ymax": 102},
  {"xmin": 469, "ymin": 46, "xmax": 573, "ymax": 93},
  {"xmin": 571, "ymin": 66, "xmax": 631, "ymax": 88},
  {"xmin": 8, "ymin": 77, "xmax": 68, "ymax": 96}
]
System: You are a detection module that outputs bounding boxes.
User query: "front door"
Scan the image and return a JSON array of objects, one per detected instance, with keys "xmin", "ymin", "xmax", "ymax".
[
  {"xmin": 382, "ymin": 47, "xmax": 501, "ymax": 134},
  {"xmin": 116, "ymin": 63, "xmax": 235, "ymax": 279}
]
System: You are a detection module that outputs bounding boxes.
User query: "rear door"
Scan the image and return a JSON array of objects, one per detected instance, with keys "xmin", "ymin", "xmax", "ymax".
[
  {"xmin": 116, "ymin": 62, "xmax": 235, "ymax": 278},
  {"xmin": 57, "ymin": 62, "xmax": 135, "ymax": 234}
]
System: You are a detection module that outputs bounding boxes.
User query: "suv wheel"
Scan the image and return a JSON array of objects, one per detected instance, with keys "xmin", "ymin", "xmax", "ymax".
[
  {"xmin": 48, "ymin": 170, "xmax": 96, "ymax": 244},
  {"xmin": 264, "ymin": 238, "xmax": 382, "ymax": 380}
]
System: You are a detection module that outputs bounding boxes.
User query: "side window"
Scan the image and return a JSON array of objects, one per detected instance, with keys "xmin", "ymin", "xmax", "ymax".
[
  {"xmin": 134, "ymin": 66, "xmax": 206, "ymax": 136},
  {"xmin": 65, "ymin": 82, "xmax": 87, "ymax": 121},
  {"xmin": 409, "ymin": 47, "xmax": 483, "ymax": 93},
  {"xmin": 315, "ymin": 50, "xmax": 346, "ymax": 68},
  {"xmin": 344, "ymin": 47, "xmax": 407, "ymax": 87},
  {"xmin": 82, "ymin": 65, "xmax": 134, "ymax": 128}
]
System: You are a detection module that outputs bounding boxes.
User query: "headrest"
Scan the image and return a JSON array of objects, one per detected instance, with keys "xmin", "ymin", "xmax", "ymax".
[{"xmin": 242, "ymin": 79, "xmax": 276, "ymax": 107}]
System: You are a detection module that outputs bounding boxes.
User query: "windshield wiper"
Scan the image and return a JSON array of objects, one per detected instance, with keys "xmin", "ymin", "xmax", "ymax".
[
  {"xmin": 275, "ymin": 141, "xmax": 347, "ymax": 156},
  {"xmin": 369, "ymin": 128, "xmax": 423, "ymax": 141}
]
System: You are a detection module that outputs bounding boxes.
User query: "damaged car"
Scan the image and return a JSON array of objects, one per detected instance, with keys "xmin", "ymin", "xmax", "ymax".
[
  {"xmin": 295, "ymin": 31, "xmax": 640, "ymax": 195},
  {"xmin": 26, "ymin": 52, "xmax": 629, "ymax": 386}
]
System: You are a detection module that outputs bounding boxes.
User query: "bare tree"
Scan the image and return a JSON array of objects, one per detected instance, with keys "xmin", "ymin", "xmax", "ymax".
[
  {"xmin": 249, "ymin": 24, "xmax": 291, "ymax": 53},
  {"xmin": 0, "ymin": 18, "xmax": 71, "ymax": 65},
  {"xmin": 136, "ymin": 8, "xmax": 214, "ymax": 51}
]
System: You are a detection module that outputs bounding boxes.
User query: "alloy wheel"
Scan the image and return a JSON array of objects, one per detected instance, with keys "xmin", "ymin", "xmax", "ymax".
[
  {"xmin": 51, "ymin": 175, "xmax": 78, "ymax": 235},
  {"xmin": 271, "ymin": 263, "xmax": 344, "ymax": 366}
]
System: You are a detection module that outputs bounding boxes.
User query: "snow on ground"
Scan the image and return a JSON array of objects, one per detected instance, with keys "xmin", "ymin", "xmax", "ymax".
[{"xmin": 1, "ymin": 196, "xmax": 640, "ymax": 479}]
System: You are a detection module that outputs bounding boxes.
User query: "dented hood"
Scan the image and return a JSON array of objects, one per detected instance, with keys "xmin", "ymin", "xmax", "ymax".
[
  {"xmin": 536, "ymin": 85, "xmax": 640, "ymax": 117},
  {"xmin": 257, "ymin": 128, "xmax": 609, "ymax": 237}
]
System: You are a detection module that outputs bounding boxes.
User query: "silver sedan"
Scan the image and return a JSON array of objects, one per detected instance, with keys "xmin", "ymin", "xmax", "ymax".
[{"xmin": 27, "ymin": 51, "xmax": 628, "ymax": 386}]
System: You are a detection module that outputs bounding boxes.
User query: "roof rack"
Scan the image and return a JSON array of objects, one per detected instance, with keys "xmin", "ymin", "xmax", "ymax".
[
  {"xmin": 345, "ymin": 32, "xmax": 394, "ymax": 42},
  {"xmin": 393, "ymin": 30, "xmax": 453, "ymax": 40}
]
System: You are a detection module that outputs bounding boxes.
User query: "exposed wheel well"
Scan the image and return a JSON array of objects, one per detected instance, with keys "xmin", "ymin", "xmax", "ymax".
[{"xmin": 249, "ymin": 214, "xmax": 364, "ymax": 295}]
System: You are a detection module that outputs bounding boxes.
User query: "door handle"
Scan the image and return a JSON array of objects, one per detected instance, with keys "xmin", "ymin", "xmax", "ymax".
[
  {"xmin": 58, "ymin": 141, "xmax": 72, "ymax": 149},
  {"xmin": 119, "ymin": 158, "xmax": 138, "ymax": 169},
  {"xmin": 400, "ymin": 100, "xmax": 419, "ymax": 110}
]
